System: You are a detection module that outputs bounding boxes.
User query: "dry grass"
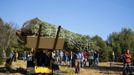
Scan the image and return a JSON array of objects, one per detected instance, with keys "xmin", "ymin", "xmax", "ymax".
[
  {"xmin": 0, "ymin": 60, "xmax": 27, "ymax": 75},
  {"xmin": 59, "ymin": 62, "xmax": 123, "ymax": 75},
  {"xmin": 11, "ymin": 60, "xmax": 27, "ymax": 69},
  {"xmin": 0, "ymin": 61, "xmax": 133, "ymax": 75}
]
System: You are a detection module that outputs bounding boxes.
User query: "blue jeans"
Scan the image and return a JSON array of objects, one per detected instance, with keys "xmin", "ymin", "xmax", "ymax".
[
  {"xmin": 123, "ymin": 63, "xmax": 132, "ymax": 75},
  {"xmin": 59, "ymin": 56, "xmax": 63, "ymax": 65}
]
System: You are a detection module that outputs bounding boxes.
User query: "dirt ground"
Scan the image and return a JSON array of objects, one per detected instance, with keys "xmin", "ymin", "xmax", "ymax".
[{"xmin": 0, "ymin": 60, "xmax": 133, "ymax": 75}]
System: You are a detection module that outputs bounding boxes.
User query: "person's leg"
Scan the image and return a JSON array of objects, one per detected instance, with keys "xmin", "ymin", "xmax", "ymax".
[
  {"xmin": 85, "ymin": 59, "xmax": 87, "ymax": 67},
  {"xmin": 94, "ymin": 59, "xmax": 97, "ymax": 67},
  {"xmin": 123, "ymin": 63, "xmax": 127, "ymax": 75},
  {"xmin": 70, "ymin": 58, "xmax": 73, "ymax": 67},
  {"xmin": 81, "ymin": 60, "xmax": 83, "ymax": 68},
  {"xmin": 89, "ymin": 59, "xmax": 91, "ymax": 67},
  {"xmin": 78, "ymin": 59, "xmax": 80, "ymax": 73},
  {"xmin": 96, "ymin": 58, "xmax": 99, "ymax": 66},
  {"xmin": 60, "ymin": 56, "xmax": 62, "ymax": 65},
  {"xmin": 83, "ymin": 60, "xmax": 85, "ymax": 67},
  {"xmin": 93, "ymin": 59, "xmax": 96, "ymax": 67},
  {"xmin": 75, "ymin": 59, "xmax": 78, "ymax": 73},
  {"xmin": 65, "ymin": 56, "xmax": 67, "ymax": 65},
  {"xmin": 91, "ymin": 59, "xmax": 93, "ymax": 66},
  {"xmin": 127, "ymin": 63, "xmax": 132, "ymax": 75}
]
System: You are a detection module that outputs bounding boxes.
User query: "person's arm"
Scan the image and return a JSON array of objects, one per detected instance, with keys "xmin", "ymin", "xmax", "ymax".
[{"xmin": 129, "ymin": 54, "xmax": 131, "ymax": 59}]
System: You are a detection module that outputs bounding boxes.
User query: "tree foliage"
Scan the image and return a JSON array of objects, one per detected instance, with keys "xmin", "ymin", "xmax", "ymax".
[
  {"xmin": 17, "ymin": 18, "xmax": 134, "ymax": 63},
  {"xmin": 0, "ymin": 18, "xmax": 18, "ymax": 64},
  {"xmin": 107, "ymin": 28, "xmax": 134, "ymax": 62},
  {"xmin": 1, "ymin": 17, "xmax": 134, "ymax": 63},
  {"xmin": 18, "ymin": 18, "xmax": 93, "ymax": 52},
  {"xmin": 91, "ymin": 35, "xmax": 109, "ymax": 61}
]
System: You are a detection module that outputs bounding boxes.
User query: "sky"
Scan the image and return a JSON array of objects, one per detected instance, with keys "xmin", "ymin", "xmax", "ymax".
[{"xmin": 0, "ymin": 0, "xmax": 134, "ymax": 40}]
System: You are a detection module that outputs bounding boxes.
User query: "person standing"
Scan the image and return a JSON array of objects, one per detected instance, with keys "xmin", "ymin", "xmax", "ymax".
[
  {"xmin": 88, "ymin": 50, "xmax": 94, "ymax": 67},
  {"xmin": 112, "ymin": 51, "xmax": 115, "ymax": 62},
  {"xmin": 9, "ymin": 51, "xmax": 14, "ymax": 61},
  {"xmin": 82, "ymin": 51, "xmax": 87, "ymax": 67},
  {"xmin": 2, "ymin": 50, "xmax": 7, "ymax": 62},
  {"xmin": 13, "ymin": 51, "xmax": 16, "ymax": 62},
  {"xmin": 122, "ymin": 49, "xmax": 132, "ymax": 75},
  {"xmin": 69, "ymin": 51, "xmax": 73, "ymax": 67},
  {"xmin": 65, "ymin": 52, "xmax": 69, "ymax": 65},
  {"xmin": 93, "ymin": 51, "xmax": 99, "ymax": 67},
  {"xmin": 74, "ymin": 51, "xmax": 81, "ymax": 73},
  {"xmin": 59, "ymin": 50, "xmax": 63, "ymax": 65},
  {"xmin": 27, "ymin": 52, "xmax": 33, "ymax": 67},
  {"xmin": 22, "ymin": 51, "xmax": 27, "ymax": 62},
  {"xmin": 110, "ymin": 51, "xmax": 115, "ymax": 67}
]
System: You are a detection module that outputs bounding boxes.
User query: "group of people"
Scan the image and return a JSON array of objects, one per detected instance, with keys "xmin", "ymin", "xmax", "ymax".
[
  {"xmin": 53, "ymin": 49, "xmax": 133, "ymax": 74},
  {"xmin": 73, "ymin": 50, "xmax": 99, "ymax": 73},
  {"xmin": 1, "ymin": 49, "xmax": 133, "ymax": 75},
  {"xmin": 52, "ymin": 50, "xmax": 99, "ymax": 73},
  {"xmin": 2, "ymin": 50, "xmax": 17, "ymax": 62}
]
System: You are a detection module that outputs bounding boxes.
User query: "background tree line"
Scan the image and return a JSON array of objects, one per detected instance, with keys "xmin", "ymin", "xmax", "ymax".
[
  {"xmin": 0, "ymin": 17, "xmax": 134, "ymax": 64},
  {"xmin": 0, "ymin": 18, "xmax": 18, "ymax": 64}
]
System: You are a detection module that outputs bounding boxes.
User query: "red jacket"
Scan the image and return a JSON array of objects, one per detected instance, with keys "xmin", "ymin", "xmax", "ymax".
[
  {"xmin": 124, "ymin": 53, "xmax": 131, "ymax": 63},
  {"xmin": 83, "ymin": 52, "xmax": 87, "ymax": 59}
]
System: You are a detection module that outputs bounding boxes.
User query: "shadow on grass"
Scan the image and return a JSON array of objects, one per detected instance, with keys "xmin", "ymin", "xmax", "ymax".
[
  {"xmin": 0, "ymin": 67, "xmax": 27, "ymax": 74},
  {"xmin": 98, "ymin": 65, "xmax": 134, "ymax": 72},
  {"xmin": 83, "ymin": 64, "xmax": 134, "ymax": 74}
]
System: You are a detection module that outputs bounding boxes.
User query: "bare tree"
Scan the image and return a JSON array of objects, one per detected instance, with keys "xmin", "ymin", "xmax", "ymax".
[{"xmin": 0, "ymin": 22, "xmax": 17, "ymax": 51}]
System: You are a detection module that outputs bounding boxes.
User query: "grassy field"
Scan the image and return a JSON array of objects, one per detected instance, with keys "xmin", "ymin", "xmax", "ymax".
[
  {"xmin": 0, "ymin": 60, "xmax": 133, "ymax": 75},
  {"xmin": 59, "ymin": 62, "xmax": 123, "ymax": 75}
]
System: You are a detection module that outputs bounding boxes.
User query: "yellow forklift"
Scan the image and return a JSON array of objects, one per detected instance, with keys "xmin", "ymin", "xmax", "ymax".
[{"xmin": 26, "ymin": 24, "xmax": 64, "ymax": 74}]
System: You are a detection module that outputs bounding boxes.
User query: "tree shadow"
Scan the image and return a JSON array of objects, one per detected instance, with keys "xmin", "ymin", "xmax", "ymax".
[
  {"xmin": 98, "ymin": 65, "xmax": 134, "ymax": 72},
  {"xmin": 82, "ymin": 63, "xmax": 134, "ymax": 75},
  {"xmin": 0, "ymin": 67, "xmax": 27, "ymax": 74},
  {"xmin": 98, "ymin": 66, "xmax": 122, "ymax": 72}
]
